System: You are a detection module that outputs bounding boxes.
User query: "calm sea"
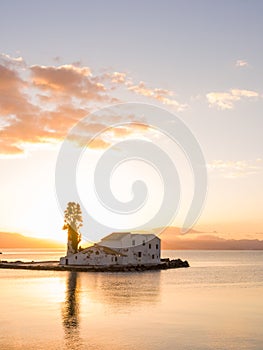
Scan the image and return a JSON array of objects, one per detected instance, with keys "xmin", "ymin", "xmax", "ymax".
[{"xmin": 0, "ymin": 250, "xmax": 262, "ymax": 350}]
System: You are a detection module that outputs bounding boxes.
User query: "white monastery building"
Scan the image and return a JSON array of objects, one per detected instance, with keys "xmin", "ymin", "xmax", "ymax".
[{"xmin": 60, "ymin": 232, "xmax": 161, "ymax": 266}]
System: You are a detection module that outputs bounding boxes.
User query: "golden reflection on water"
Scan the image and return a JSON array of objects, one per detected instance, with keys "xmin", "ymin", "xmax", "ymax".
[
  {"xmin": 59, "ymin": 271, "xmax": 161, "ymax": 349},
  {"xmin": 61, "ymin": 271, "xmax": 82, "ymax": 349}
]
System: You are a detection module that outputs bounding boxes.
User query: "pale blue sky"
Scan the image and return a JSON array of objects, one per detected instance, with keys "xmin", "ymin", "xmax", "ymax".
[{"xmin": 0, "ymin": 0, "xmax": 262, "ymax": 239}]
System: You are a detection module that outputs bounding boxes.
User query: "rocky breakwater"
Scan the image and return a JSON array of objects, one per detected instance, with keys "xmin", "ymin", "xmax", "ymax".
[
  {"xmin": 161, "ymin": 258, "xmax": 190, "ymax": 269},
  {"xmin": 0, "ymin": 258, "xmax": 190, "ymax": 272}
]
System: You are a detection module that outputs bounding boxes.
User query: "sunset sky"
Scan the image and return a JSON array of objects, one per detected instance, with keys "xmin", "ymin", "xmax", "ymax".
[{"xmin": 0, "ymin": 0, "xmax": 263, "ymax": 243}]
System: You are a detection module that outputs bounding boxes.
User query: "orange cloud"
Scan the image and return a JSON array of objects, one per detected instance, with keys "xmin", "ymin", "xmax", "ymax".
[
  {"xmin": 41, "ymin": 105, "xmax": 89, "ymax": 138},
  {"xmin": 0, "ymin": 64, "xmax": 30, "ymax": 115},
  {"xmin": 0, "ymin": 54, "xmax": 186, "ymax": 156},
  {"xmin": 87, "ymin": 138, "xmax": 111, "ymax": 149},
  {"xmin": 0, "ymin": 57, "xmax": 114, "ymax": 155},
  {"xmin": 0, "ymin": 88, "xmax": 89, "ymax": 155},
  {"xmin": 114, "ymin": 123, "xmax": 149, "ymax": 135},
  {"xmin": 30, "ymin": 64, "xmax": 107, "ymax": 102},
  {"xmin": 0, "ymin": 63, "xmax": 45, "ymax": 154}
]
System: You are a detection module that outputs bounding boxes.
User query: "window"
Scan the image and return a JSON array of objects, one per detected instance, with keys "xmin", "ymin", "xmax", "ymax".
[
  {"xmin": 75, "ymin": 256, "xmax": 78, "ymax": 260},
  {"xmin": 115, "ymin": 256, "xmax": 118, "ymax": 262},
  {"xmin": 142, "ymin": 240, "xmax": 145, "ymax": 246},
  {"xmin": 149, "ymin": 244, "xmax": 151, "ymax": 249},
  {"xmin": 132, "ymin": 239, "xmax": 135, "ymax": 246},
  {"xmin": 138, "ymin": 252, "xmax": 142, "ymax": 258},
  {"xmin": 152, "ymin": 254, "xmax": 155, "ymax": 259},
  {"xmin": 156, "ymin": 244, "xmax": 159, "ymax": 250}
]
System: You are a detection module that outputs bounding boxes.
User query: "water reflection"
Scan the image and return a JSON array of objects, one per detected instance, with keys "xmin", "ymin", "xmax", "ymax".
[
  {"xmin": 93, "ymin": 271, "xmax": 161, "ymax": 309},
  {"xmin": 61, "ymin": 271, "xmax": 161, "ymax": 349},
  {"xmin": 62, "ymin": 271, "xmax": 82, "ymax": 349},
  {"xmin": 0, "ymin": 253, "xmax": 262, "ymax": 350}
]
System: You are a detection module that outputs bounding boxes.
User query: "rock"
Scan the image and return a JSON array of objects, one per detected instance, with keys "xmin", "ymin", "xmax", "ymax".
[{"xmin": 168, "ymin": 259, "xmax": 189, "ymax": 268}]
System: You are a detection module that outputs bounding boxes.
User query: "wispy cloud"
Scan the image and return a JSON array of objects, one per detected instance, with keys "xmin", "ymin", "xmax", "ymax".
[
  {"xmin": 207, "ymin": 159, "xmax": 263, "ymax": 178},
  {"xmin": 128, "ymin": 81, "xmax": 188, "ymax": 111},
  {"xmin": 0, "ymin": 53, "xmax": 25, "ymax": 68},
  {"xmin": 100, "ymin": 73, "xmax": 187, "ymax": 111},
  {"xmin": 235, "ymin": 59, "xmax": 249, "ymax": 68},
  {"xmin": 108, "ymin": 71, "xmax": 128, "ymax": 84},
  {"xmin": 206, "ymin": 89, "xmax": 259, "ymax": 109}
]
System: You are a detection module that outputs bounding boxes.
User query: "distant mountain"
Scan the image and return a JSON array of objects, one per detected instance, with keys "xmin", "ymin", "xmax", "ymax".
[
  {"xmin": 159, "ymin": 227, "xmax": 263, "ymax": 250},
  {"xmin": 0, "ymin": 232, "xmax": 64, "ymax": 249},
  {"xmin": 156, "ymin": 226, "xmax": 202, "ymax": 236},
  {"xmin": 1, "ymin": 228, "xmax": 263, "ymax": 250}
]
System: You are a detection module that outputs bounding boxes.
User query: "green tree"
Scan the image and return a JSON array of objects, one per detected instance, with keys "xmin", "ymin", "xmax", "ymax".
[{"xmin": 63, "ymin": 202, "xmax": 83, "ymax": 255}]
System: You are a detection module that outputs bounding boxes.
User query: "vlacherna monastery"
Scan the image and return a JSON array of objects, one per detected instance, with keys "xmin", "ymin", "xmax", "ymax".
[
  {"xmin": 60, "ymin": 231, "xmax": 161, "ymax": 267},
  {"xmin": 58, "ymin": 203, "xmax": 188, "ymax": 270}
]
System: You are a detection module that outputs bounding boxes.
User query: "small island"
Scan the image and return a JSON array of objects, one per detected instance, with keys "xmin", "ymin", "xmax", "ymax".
[{"xmin": 0, "ymin": 202, "xmax": 189, "ymax": 272}]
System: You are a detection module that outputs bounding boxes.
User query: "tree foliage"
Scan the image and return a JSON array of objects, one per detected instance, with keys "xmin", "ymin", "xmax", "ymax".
[
  {"xmin": 63, "ymin": 202, "xmax": 83, "ymax": 232},
  {"xmin": 63, "ymin": 202, "xmax": 83, "ymax": 253}
]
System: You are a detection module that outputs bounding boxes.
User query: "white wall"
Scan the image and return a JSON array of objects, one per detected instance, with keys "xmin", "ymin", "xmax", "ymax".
[
  {"xmin": 117, "ymin": 236, "xmax": 161, "ymax": 265},
  {"xmin": 60, "ymin": 234, "xmax": 161, "ymax": 266},
  {"xmin": 60, "ymin": 246, "xmax": 119, "ymax": 266}
]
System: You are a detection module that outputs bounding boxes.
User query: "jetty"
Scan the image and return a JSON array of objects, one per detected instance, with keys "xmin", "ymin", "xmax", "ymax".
[{"xmin": 0, "ymin": 258, "xmax": 189, "ymax": 272}]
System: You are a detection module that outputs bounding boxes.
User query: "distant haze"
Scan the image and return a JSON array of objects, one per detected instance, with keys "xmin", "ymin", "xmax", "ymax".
[{"xmin": 0, "ymin": 232, "xmax": 64, "ymax": 249}]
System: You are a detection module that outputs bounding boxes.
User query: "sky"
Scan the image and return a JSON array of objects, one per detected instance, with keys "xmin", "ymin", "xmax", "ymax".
[{"xmin": 0, "ymin": 0, "xmax": 263, "ymax": 243}]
